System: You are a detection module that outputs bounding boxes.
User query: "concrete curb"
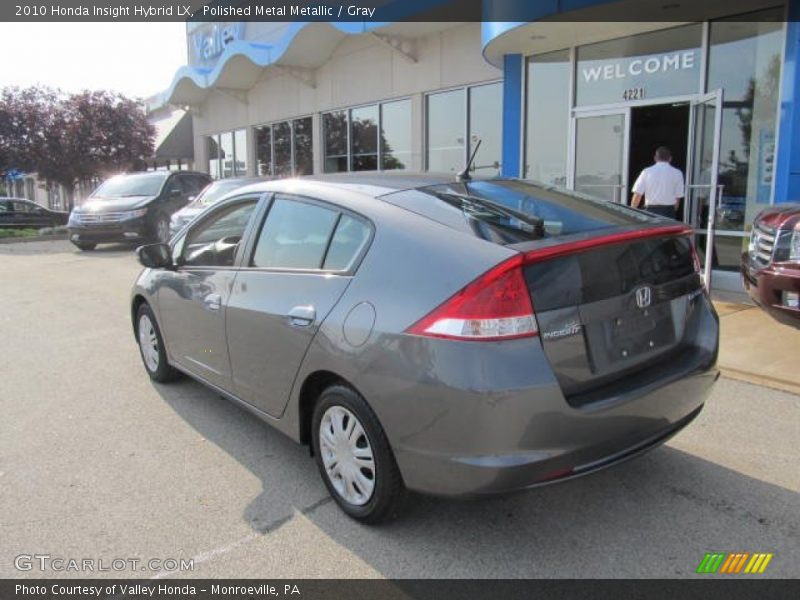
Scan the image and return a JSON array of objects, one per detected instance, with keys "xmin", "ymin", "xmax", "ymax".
[{"xmin": 720, "ymin": 368, "xmax": 800, "ymax": 397}]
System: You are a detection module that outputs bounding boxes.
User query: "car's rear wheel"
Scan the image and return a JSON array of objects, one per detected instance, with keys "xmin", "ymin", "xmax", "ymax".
[
  {"xmin": 73, "ymin": 242, "xmax": 96, "ymax": 251},
  {"xmin": 136, "ymin": 303, "xmax": 178, "ymax": 383},
  {"xmin": 312, "ymin": 385, "xmax": 405, "ymax": 524}
]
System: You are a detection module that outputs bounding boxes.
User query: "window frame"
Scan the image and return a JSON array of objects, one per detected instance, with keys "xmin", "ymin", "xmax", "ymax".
[
  {"xmin": 242, "ymin": 192, "xmax": 374, "ymax": 276},
  {"xmin": 423, "ymin": 80, "xmax": 503, "ymax": 173},
  {"xmin": 206, "ymin": 129, "xmax": 249, "ymax": 179},
  {"xmin": 253, "ymin": 114, "xmax": 315, "ymax": 178},
  {"xmin": 321, "ymin": 96, "xmax": 412, "ymax": 174}
]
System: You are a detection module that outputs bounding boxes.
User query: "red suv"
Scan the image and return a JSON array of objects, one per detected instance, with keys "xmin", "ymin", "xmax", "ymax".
[{"xmin": 741, "ymin": 204, "xmax": 800, "ymax": 327}]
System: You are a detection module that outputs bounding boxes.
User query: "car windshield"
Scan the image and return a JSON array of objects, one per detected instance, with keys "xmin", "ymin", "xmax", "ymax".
[
  {"xmin": 92, "ymin": 173, "xmax": 168, "ymax": 198},
  {"xmin": 195, "ymin": 180, "xmax": 252, "ymax": 207}
]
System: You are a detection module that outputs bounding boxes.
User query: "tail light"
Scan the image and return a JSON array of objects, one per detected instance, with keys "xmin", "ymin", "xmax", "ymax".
[
  {"xmin": 407, "ymin": 225, "xmax": 695, "ymax": 343},
  {"xmin": 690, "ymin": 243, "xmax": 702, "ymax": 274},
  {"xmin": 406, "ymin": 255, "xmax": 538, "ymax": 341}
]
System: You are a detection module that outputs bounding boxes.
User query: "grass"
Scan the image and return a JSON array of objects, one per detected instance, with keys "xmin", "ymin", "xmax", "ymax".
[{"xmin": 0, "ymin": 228, "xmax": 40, "ymax": 239}]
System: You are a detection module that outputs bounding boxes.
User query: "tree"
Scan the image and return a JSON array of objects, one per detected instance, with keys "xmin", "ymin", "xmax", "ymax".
[{"xmin": 0, "ymin": 86, "xmax": 154, "ymax": 210}]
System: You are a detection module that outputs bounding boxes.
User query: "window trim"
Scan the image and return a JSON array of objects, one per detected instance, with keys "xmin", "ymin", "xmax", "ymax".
[
  {"xmin": 206, "ymin": 129, "xmax": 249, "ymax": 179},
  {"xmin": 423, "ymin": 79, "xmax": 503, "ymax": 173},
  {"xmin": 242, "ymin": 192, "xmax": 374, "ymax": 276},
  {"xmin": 321, "ymin": 96, "xmax": 413, "ymax": 174},
  {"xmin": 253, "ymin": 114, "xmax": 315, "ymax": 178}
]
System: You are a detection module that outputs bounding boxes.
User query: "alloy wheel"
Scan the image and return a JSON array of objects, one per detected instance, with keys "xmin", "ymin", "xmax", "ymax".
[
  {"xmin": 138, "ymin": 314, "xmax": 160, "ymax": 372},
  {"xmin": 319, "ymin": 405, "xmax": 376, "ymax": 506}
]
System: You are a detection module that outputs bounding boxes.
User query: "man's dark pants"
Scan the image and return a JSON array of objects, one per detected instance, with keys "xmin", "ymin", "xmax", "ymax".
[{"xmin": 645, "ymin": 205, "xmax": 677, "ymax": 219}]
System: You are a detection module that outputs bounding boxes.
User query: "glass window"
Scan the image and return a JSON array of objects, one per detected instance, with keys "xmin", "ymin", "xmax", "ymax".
[
  {"xmin": 381, "ymin": 99, "xmax": 411, "ymax": 170},
  {"xmin": 251, "ymin": 197, "xmax": 339, "ymax": 269},
  {"xmin": 323, "ymin": 214, "xmax": 371, "ymax": 271},
  {"xmin": 273, "ymin": 121, "xmax": 292, "ymax": 178},
  {"xmin": 293, "ymin": 117, "xmax": 314, "ymax": 176},
  {"xmin": 426, "ymin": 89, "xmax": 465, "ymax": 173},
  {"xmin": 183, "ymin": 200, "xmax": 257, "ymax": 268},
  {"xmin": 576, "ymin": 25, "xmax": 703, "ymax": 106},
  {"xmin": 255, "ymin": 125, "xmax": 272, "ymax": 177},
  {"xmin": 526, "ymin": 50, "xmax": 570, "ymax": 185},
  {"xmin": 709, "ymin": 9, "xmax": 784, "ymax": 233},
  {"xmin": 324, "ymin": 111, "xmax": 349, "ymax": 173},
  {"xmin": 233, "ymin": 129, "xmax": 248, "ymax": 176},
  {"xmin": 469, "ymin": 83, "xmax": 502, "ymax": 176},
  {"xmin": 219, "ymin": 132, "xmax": 235, "ymax": 178},
  {"xmin": 351, "ymin": 105, "xmax": 379, "ymax": 171},
  {"xmin": 706, "ymin": 8, "xmax": 784, "ymax": 271},
  {"xmin": 207, "ymin": 136, "xmax": 221, "ymax": 179}
]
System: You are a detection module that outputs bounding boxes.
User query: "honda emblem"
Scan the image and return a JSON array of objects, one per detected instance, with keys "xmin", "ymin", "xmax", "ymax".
[{"xmin": 635, "ymin": 286, "xmax": 652, "ymax": 309}]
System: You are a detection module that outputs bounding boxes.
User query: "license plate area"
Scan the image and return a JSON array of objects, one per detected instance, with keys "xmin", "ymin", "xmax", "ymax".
[{"xmin": 603, "ymin": 303, "xmax": 675, "ymax": 363}]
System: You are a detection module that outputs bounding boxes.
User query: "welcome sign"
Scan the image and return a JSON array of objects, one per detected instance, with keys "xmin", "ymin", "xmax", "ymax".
[{"xmin": 576, "ymin": 48, "xmax": 701, "ymax": 105}]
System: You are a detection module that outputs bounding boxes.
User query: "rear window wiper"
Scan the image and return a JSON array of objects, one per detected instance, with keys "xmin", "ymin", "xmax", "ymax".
[{"xmin": 430, "ymin": 191, "xmax": 545, "ymax": 240}]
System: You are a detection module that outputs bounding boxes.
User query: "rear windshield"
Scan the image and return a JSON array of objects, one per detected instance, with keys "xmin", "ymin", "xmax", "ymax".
[
  {"xmin": 92, "ymin": 173, "xmax": 168, "ymax": 198},
  {"xmin": 381, "ymin": 179, "xmax": 654, "ymax": 244}
]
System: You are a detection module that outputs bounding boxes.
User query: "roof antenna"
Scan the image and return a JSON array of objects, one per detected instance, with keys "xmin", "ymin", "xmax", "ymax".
[{"xmin": 456, "ymin": 138, "xmax": 481, "ymax": 183}]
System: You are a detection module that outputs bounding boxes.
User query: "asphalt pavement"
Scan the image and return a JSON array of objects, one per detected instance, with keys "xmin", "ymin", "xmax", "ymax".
[{"xmin": 1, "ymin": 240, "xmax": 798, "ymax": 579}]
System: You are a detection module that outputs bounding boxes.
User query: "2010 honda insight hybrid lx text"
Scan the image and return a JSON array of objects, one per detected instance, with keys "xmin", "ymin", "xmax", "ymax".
[{"xmin": 130, "ymin": 174, "xmax": 719, "ymax": 523}]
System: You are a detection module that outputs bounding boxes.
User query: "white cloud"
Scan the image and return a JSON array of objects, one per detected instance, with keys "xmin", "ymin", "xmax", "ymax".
[{"xmin": 0, "ymin": 22, "xmax": 187, "ymax": 99}]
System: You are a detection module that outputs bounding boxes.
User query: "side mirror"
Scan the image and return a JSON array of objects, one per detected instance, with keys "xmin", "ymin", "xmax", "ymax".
[{"xmin": 136, "ymin": 243, "xmax": 173, "ymax": 269}]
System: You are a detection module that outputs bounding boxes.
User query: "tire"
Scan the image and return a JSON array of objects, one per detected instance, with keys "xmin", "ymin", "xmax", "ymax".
[
  {"xmin": 312, "ymin": 385, "xmax": 406, "ymax": 524},
  {"xmin": 73, "ymin": 242, "xmax": 96, "ymax": 251},
  {"xmin": 135, "ymin": 303, "xmax": 179, "ymax": 383}
]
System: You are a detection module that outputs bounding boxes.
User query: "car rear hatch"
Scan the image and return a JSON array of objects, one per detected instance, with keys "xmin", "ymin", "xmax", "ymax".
[
  {"xmin": 514, "ymin": 225, "xmax": 712, "ymax": 407},
  {"xmin": 383, "ymin": 179, "xmax": 717, "ymax": 408}
]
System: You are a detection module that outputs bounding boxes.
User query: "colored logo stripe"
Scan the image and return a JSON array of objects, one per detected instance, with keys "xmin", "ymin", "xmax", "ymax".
[{"xmin": 697, "ymin": 553, "xmax": 773, "ymax": 574}]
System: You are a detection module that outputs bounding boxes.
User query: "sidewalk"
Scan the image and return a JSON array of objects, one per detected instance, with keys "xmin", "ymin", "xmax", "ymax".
[{"xmin": 713, "ymin": 294, "xmax": 800, "ymax": 396}]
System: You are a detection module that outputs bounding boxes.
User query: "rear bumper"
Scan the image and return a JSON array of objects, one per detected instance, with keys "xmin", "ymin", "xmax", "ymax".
[
  {"xmin": 741, "ymin": 253, "xmax": 800, "ymax": 327},
  {"xmin": 380, "ymin": 294, "xmax": 719, "ymax": 497},
  {"xmin": 393, "ymin": 365, "xmax": 717, "ymax": 496},
  {"xmin": 68, "ymin": 220, "xmax": 147, "ymax": 244}
]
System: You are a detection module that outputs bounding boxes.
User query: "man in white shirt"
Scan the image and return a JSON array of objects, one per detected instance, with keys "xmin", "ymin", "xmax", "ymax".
[{"xmin": 630, "ymin": 146, "xmax": 684, "ymax": 219}]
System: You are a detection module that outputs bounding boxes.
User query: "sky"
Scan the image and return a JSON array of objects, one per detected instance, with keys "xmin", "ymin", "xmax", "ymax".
[{"xmin": 0, "ymin": 23, "xmax": 188, "ymax": 99}]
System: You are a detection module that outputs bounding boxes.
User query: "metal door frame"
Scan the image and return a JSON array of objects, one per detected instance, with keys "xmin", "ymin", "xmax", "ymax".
[
  {"xmin": 568, "ymin": 106, "xmax": 631, "ymax": 203},
  {"xmin": 686, "ymin": 89, "xmax": 724, "ymax": 287}
]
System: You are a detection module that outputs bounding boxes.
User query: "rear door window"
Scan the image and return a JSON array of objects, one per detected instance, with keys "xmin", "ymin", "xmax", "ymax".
[
  {"xmin": 323, "ymin": 215, "xmax": 371, "ymax": 271},
  {"xmin": 251, "ymin": 196, "xmax": 339, "ymax": 269}
]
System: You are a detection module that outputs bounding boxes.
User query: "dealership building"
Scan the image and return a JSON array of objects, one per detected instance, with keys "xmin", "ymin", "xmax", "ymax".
[{"xmin": 158, "ymin": 0, "xmax": 800, "ymax": 290}]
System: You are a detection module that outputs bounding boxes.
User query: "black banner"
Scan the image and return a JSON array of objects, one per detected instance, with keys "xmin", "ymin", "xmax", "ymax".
[
  {"xmin": 0, "ymin": 0, "xmax": 792, "ymax": 23},
  {"xmin": 2, "ymin": 579, "xmax": 799, "ymax": 600}
]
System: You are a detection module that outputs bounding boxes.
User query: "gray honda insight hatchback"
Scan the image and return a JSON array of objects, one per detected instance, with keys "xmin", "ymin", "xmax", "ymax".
[{"xmin": 131, "ymin": 173, "xmax": 719, "ymax": 523}]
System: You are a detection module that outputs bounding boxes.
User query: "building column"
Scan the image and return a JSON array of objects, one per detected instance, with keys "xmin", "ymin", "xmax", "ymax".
[
  {"xmin": 501, "ymin": 53, "xmax": 523, "ymax": 178},
  {"xmin": 312, "ymin": 113, "xmax": 323, "ymax": 175},
  {"xmin": 775, "ymin": 0, "xmax": 800, "ymax": 203}
]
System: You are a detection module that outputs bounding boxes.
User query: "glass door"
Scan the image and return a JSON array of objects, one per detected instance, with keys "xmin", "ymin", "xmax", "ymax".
[
  {"xmin": 571, "ymin": 109, "xmax": 629, "ymax": 203},
  {"xmin": 686, "ymin": 90, "xmax": 723, "ymax": 279}
]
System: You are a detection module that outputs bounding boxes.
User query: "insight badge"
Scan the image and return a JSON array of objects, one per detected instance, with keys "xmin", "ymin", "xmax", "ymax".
[{"xmin": 696, "ymin": 552, "xmax": 774, "ymax": 574}]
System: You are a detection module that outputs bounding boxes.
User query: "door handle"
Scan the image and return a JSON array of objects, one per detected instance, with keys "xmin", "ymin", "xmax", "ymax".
[
  {"xmin": 287, "ymin": 305, "xmax": 316, "ymax": 327},
  {"xmin": 204, "ymin": 294, "xmax": 222, "ymax": 311}
]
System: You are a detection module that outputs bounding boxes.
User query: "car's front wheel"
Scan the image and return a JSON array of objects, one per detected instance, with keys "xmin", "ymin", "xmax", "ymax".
[
  {"xmin": 312, "ymin": 385, "xmax": 405, "ymax": 524},
  {"xmin": 136, "ymin": 303, "xmax": 178, "ymax": 383}
]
